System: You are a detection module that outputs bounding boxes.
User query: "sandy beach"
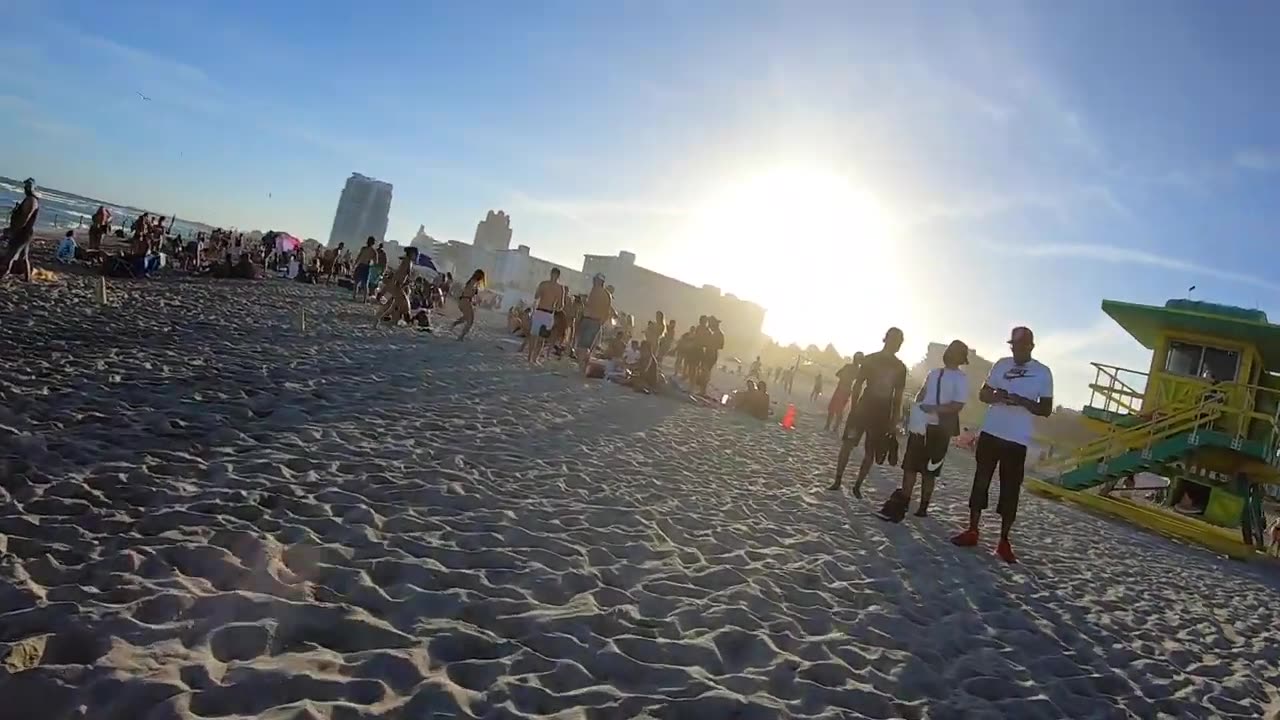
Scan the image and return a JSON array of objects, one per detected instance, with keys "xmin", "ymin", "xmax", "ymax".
[{"xmin": 2, "ymin": 266, "xmax": 1280, "ymax": 719}]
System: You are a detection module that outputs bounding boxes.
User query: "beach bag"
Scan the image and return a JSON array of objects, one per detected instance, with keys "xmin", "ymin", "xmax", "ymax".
[{"xmin": 935, "ymin": 369, "xmax": 961, "ymax": 438}]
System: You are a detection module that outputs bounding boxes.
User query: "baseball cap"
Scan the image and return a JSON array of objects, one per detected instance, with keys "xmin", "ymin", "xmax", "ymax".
[
  {"xmin": 945, "ymin": 339, "xmax": 970, "ymax": 364},
  {"xmin": 885, "ymin": 326, "xmax": 904, "ymax": 342},
  {"xmin": 1009, "ymin": 326, "xmax": 1034, "ymax": 345}
]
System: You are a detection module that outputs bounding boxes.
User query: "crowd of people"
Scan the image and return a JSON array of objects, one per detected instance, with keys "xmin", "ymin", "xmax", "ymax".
[{"xmin": 3, "ymin": 183, "xmax": 1057, "ymax": 564}]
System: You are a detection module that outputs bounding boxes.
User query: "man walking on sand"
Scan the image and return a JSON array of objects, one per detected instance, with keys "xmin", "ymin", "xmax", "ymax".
[
  {"xmin": 951, "ymin": 327, "xmax": 1053, "ymax": 564},
  {"xmin": 578, "ymin": 273, "xmax": 613, "ymax": 374},
  {"xmin": 528, "ymin": 267, "xmax": 565, "ymax": 364},
  {"xmin": 829, "ymin": 327, "xmax": 907, "ymax": 498},
  {"xmin": 352, "ymin": 236, "xmax": 376, "ymax": 300},
  {"xmin": 825, "ymin": 352, "xmax": 864, "ymax": 432},
  {"xmin": 0, "ymin": 178, "xmax": 40, "ymax": 282}
]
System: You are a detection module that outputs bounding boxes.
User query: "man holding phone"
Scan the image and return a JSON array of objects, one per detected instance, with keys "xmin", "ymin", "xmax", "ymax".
[{"xmin": 952, "ymin": 326, "xmax": 1053, "ymax": 563}]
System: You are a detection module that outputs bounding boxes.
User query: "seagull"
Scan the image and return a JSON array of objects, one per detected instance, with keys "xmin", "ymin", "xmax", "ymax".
[{"xmin": 136, "ymin": 91, "xmax": 152, "ymax": 101}]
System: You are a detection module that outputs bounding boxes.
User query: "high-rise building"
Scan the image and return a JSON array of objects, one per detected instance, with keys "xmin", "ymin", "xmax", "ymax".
[
  {"xmin": 327, "ymin": 173, "xmax": 393, "ymax": 247},
  {"xmin": 474, "ymin": 210, "xmax": 512, "ymax": 252}
]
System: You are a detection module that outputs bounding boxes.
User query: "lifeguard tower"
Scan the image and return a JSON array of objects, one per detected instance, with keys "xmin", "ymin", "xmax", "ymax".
[{"xmin": 1030, "ymin": 298, "xmax": 1280, "ymax": 558}]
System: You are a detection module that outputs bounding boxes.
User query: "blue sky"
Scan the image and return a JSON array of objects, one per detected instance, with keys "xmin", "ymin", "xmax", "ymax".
[{"xmin": 8, "ymin": 0, "xmax": 1280, "ymax": 405}]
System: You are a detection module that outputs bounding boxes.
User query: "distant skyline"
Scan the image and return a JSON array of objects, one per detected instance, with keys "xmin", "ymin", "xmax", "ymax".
[{"xmin": 8, "ymin": 0, "xmax": 1280, "ymax": 407}]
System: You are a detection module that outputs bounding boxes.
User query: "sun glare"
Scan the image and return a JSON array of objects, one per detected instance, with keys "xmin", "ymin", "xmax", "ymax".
[{"xmin": 683, "ymin": 165, "xmax": 912, "ymax": 357}]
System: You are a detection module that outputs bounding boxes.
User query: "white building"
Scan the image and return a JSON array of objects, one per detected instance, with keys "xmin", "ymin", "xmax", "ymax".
[{"xmin": 327, "ymin": 173, "xmax": 393, "ymax": 248}]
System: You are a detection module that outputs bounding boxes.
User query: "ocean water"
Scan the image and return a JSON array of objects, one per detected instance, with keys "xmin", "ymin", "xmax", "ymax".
[{"xmin": 0, "ymin": 176, "xmax": 214, "ymax": 239}]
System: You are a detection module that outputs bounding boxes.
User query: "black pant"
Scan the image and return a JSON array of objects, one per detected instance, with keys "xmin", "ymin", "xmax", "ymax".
[{"xmin": 969, "ymin": 432, "xmax": 1028, "ymax": 521}]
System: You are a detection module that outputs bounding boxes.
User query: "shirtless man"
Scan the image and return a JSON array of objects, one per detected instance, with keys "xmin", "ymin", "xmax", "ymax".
[
  {"xmin": 0, "ymin": 178, "xmax": 40, "ymax": 281},
  {"xmin": 578, "ymin": 273, "xmax": 613, "ymax": 374},
  {"xmin": 352, "ymin": 236, "xmax": 377, "ymax": 300},
  {"xmin": 527, "ymin": 267, "xmax": 565, "ymax": 364},
  {"xmin": 324, "ymin": 242, "xmax": 345, "ymax": 284}
]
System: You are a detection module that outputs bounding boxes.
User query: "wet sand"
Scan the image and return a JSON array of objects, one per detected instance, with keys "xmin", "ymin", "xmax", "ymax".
[{"xmin": 1, "ymin": 269, "xmax": 1279, "ymax": 719}]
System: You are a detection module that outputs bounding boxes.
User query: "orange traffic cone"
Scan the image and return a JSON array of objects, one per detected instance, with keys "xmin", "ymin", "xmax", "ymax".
[{"xmin": 780, "ymin": 403, "xmax": 796, "ymax": 430}]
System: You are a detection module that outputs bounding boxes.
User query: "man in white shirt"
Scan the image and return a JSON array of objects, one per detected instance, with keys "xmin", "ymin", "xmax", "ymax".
[
  {"xmin": 952, "ymin": 327, "xmax": 1053, "ymax": 564},
  {"xmin": 880, "ymin": 340, "xmax": 970, "ymax": 522}
]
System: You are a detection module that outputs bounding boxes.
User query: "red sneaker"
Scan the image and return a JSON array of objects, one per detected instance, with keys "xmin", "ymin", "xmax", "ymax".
[
  {"xmin": 951, "ymin": 529, "xmax": 979, "ymax": 547},
  {"xmin": 996, "ymin": 539, "xmax": 1017, "ymax": 564}
]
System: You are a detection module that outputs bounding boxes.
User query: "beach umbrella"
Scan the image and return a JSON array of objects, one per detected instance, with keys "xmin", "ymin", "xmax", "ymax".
[{"xmin": 414, "ymin": 254, "xmax": 438, "ymax": 271}]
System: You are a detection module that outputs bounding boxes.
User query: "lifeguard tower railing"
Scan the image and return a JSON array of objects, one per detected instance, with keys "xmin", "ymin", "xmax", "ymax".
[{"xmin": 1041, "ymin": 362, "xmax": 1280, "ymax": 481}]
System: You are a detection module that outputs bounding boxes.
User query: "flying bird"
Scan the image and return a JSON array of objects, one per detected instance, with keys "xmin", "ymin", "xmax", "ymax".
[
  {"xmin": 136, "ymin": 92, "xmax": 152, "ymax": 101},
  {"xmin": 1188, "ymin": 285, "xmax": 1197, "ymax": 293}
]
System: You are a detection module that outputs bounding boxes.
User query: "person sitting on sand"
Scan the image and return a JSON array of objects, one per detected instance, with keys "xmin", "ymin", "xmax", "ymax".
[
  {"xmin": 373, "ymin": 246, "xmax": 418, "ymax": 327},
  {"xmin": 621, "ymin": 339, "xmax": 660, "ymax": 392},
  {"xmin": 55, "ymin": 230, "xmax": 77, "ymax": 264},
  {"xmin": 731, "ymin": 380, "xmax": 771, "ymax": 420},
  {"xmin": 451, "ymin": 269, "xmax": 485, "ymax": 340},
  {"xmin": 352, "ymin": 236, "xmax": 376, "ymax": 301}
]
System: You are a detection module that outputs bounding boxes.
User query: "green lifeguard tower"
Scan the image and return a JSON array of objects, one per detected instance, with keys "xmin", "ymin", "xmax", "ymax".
[{"xmin": 1030, "ymin": 298, "xmax": 1280, "ymax": 558}]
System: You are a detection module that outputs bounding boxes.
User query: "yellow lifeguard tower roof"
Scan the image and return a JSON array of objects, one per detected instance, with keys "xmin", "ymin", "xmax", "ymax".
[{"xmin": 1102, "ymin": 299, "xmax": 1280, "ymax": 371}]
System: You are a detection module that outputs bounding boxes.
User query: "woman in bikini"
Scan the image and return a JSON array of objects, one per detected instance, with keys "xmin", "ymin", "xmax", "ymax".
[
  {"xmin": 451, "ymin": 269, "xmax": 485, "ymax": 340},
  {"xmin": 373, "ymin": 247, "xmax": 419, "ymax": 327}
]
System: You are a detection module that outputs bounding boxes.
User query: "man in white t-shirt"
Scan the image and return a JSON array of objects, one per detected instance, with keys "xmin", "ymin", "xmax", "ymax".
[
  {"xmin": 880, "ymin": 340, "xmax": 970, "ymax": 522},
  {"xmin": 952, "ymin": 326, "xmax": 1053, "ymax": 564}
]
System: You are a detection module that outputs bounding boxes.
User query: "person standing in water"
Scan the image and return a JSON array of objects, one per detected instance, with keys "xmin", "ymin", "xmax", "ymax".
[
  {"xmin": 952, "ymin": 327, "xmax": 1052, "ymax": 564},
  {"xmin": 825, "ymin": 352, "xmax": 864, "ymax": 432},
  {"xmin": 528, "ymin": 267, "xmax": 565, "ymax": 364},
  {"xmin": 0, "ymin": 178, "xmax": 40, "ymax": 281},
  {"xmin": 451, "ymin": 269, "xmax": 485, "ymax": 340},
  {"xmin": 829, "ymin": 328, "xmax": 907, "ymax": 498},
  {"xmin": 577, "ymin": 273, "xmax": 613, "ymax": 374}
]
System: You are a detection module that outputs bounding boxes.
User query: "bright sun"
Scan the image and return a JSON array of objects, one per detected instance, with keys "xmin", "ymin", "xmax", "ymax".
[{"xmin": 682, "ymin": 165, "xmax": 913, "ymax": 357}]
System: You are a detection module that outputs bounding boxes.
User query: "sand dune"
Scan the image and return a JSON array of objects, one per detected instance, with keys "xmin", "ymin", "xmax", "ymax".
[{"xmin": 1, "ymin": 269, "xmax": 1279, "ymax": 719}]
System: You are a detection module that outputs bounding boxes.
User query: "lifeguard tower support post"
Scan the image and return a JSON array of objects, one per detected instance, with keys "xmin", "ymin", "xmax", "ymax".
[{"xmin": 1031, "ymin": 298, "xmax": 1280, "ymax": 556}]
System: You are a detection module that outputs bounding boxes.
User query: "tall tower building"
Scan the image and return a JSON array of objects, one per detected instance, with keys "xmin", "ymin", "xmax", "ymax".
[
  {"xmin": 474, "ymin": 210, "xmax": 513, "ymax": 251},
  {"xmin": 328, "ymin": 173, "xmax": 393, "ymax": 247}
]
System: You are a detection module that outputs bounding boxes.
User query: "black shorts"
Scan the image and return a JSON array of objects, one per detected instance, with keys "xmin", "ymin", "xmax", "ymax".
[
  {"xmin": 902, "ymin": 424, "xmax": 952, "ymax": 477},
  {"xmin": 843, "ymin": 399, "xmax": 892, "ymax": 456},
  {"xmin": 969, "ymin": 432, "xmax": 1028, "ymax": 521}
]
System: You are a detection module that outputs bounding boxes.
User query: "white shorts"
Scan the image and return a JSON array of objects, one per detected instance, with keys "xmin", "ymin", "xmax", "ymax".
[{"xmin": 531, "ymin": 310, "xmax": 555, "ymax": 337}]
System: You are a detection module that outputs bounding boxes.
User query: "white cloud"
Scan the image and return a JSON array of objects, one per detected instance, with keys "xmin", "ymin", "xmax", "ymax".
[
  {"xmin": 983, "ymin": 242, "xmax": 1280, "ymax": 292},
  {"xmin": 1234, "ymin": 149, "xmax": 1280, "ymax": 172}
]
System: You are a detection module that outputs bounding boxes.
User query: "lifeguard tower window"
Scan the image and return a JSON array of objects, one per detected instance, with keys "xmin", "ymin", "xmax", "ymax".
[{"xmin": 1164, "ymin": 341, "xmax": 1239, "ymax": 382}]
